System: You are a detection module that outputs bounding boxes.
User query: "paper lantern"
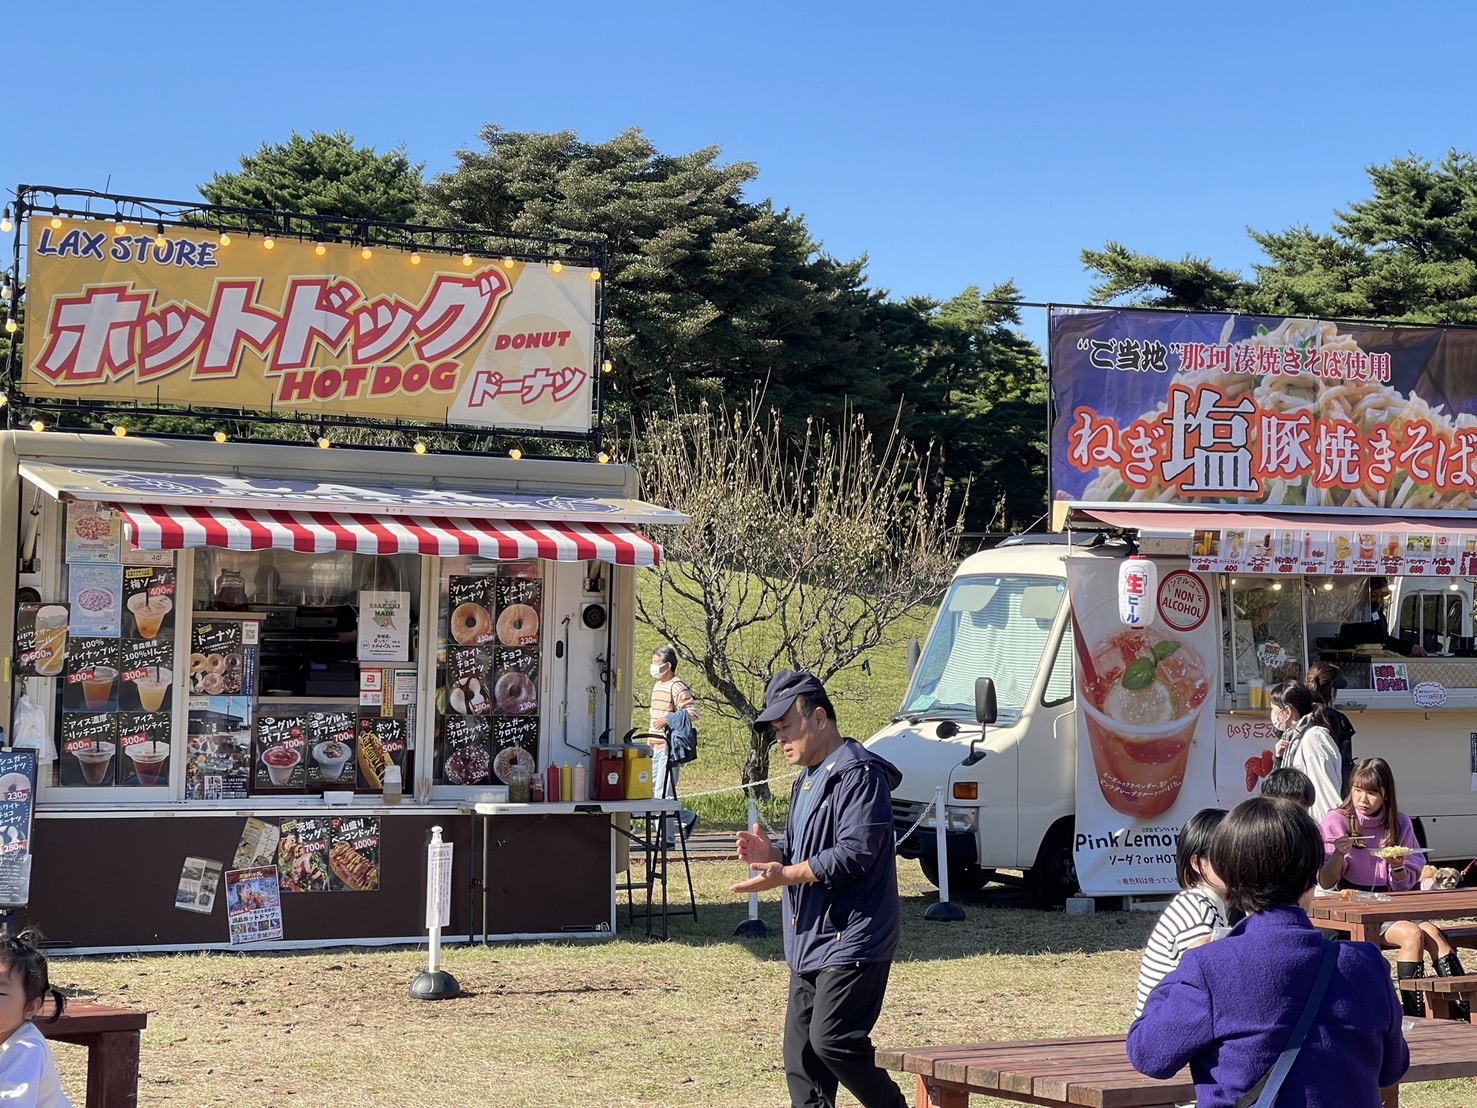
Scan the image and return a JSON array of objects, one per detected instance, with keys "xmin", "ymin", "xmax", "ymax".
[{"xmin": 1119, "ymin": 557, "xmax": 1157, "ymax": 627}]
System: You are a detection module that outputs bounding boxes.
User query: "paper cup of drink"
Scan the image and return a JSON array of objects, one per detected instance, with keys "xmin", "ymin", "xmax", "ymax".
[
  {"xmin": 133, "ymin": 667, "xmax": 171, "ymax": 713},
  {"xmin": 1247, "ymin": 680, "xmax": 1268, "ymax": 709},
  {"xmin": 76, "ymin": 743, "xmax": 116, "ymax": 786},
  {"xmin": 126, "ymin": 742, "xmax": 170, "ymax": 786},
  {"xmin": 128, "ymin": 593, "xmax": 172, "ymax": 640},
  {"xmin": 82, "ymin": 666, "xmax": 118, "ymax": 711}
]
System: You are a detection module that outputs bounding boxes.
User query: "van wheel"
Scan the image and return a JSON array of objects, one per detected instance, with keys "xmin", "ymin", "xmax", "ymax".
[
  {"xmin": 1027, "ymin": 820, "xmax": 1078, "ymax": 906},
  {"xmin": 919, "ymin": 855, "xmax": 991, "ymax": 894}
]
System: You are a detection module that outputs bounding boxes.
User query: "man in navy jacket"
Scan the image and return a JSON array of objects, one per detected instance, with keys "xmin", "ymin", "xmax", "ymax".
[{"xmin": 734, "ymin": 670, "xmax": 907, "ymax": 1108}]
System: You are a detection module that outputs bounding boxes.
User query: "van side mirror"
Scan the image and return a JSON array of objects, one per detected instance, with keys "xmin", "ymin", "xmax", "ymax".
[
  {"xmin": 974, "ymin": 678, "xmax": 997, "ymax": 726},
  {"xmin": 906, "ymin": 637, "xmax": 920, "ymax": 678},
  {"xmin": 963, "ymin": 678, "xmax": 996, "ymax": 766}
]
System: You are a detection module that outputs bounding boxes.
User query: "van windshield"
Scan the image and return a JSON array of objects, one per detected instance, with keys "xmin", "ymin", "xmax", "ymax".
[{"xmin": 902, "ymin": 575, "xmax": 1066, "ymax": 725}]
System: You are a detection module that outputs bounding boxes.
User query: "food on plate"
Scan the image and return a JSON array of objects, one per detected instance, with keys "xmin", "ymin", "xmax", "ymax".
[
  {"xmin": 356, "ymin": 731, "xmax": 391, "ymax": 789},
  {"xmin": 493, "ymin": 744, "xmax": 537, "ymax": 785},
  {"xmin": 496, "ymin": 603, "xmax": 539, "ymax": 646},
  {"xmin": 329, "ymin": 841, "xmax": 379, "ymax": 891},
  {"xmin": 444, "ymin": 744, "xmax": 491, "ymax": 785},
  {"xmin": 494, "ymin": 671, "xmax": 537, "ymax": 714},
  {"xmin": 1370, "ymin": 845, "xmax": 1415, "ymax": 861},
  {"xmin": 451, "ymin": 602, "xmax": 493, "ymax": 645}
]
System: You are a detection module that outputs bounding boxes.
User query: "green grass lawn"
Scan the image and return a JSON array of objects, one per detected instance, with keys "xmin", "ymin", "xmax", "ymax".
[{"xmin": 633, "ymin": 567, "xmax": 937, "ymax": 830}]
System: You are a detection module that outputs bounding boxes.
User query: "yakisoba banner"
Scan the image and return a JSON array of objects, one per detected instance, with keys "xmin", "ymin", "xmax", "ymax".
[
  {"xmin": 20, "ymin": 220, "xmax": 597, "ymax": 431},
  {"xmin": 1051, "ymin": 307, "xmax": 1477, "ymax": 511}
]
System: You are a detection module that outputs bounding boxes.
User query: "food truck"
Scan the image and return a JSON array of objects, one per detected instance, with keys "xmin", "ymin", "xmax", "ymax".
[
  {"xmin": 874, "ymin": 308, "xmax": 1477, "ymax": 901},
  {"xmin": 0, "ymin": 188, "xmax": 684, "ymax": 950}
]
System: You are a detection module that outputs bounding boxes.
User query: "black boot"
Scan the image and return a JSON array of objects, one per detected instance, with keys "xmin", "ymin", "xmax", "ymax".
[
  {"xmin": 1398, "ymin": 960, "xmax": 1427, "ymax": 1018},
  {"xmin": 1435, "ymin": 952, "xmax": 1471, "ymax": 1022}
]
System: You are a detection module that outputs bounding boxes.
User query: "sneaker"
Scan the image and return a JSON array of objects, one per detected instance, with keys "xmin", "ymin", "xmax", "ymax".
[{"xmin": 679, "ymin": 810, "xmax": 700, "ymax": 842}]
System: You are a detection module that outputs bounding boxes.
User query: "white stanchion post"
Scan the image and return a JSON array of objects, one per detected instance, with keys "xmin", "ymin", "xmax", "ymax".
[
  {"xmin": 735, "ymin": 795, "xmax": 770, "ymax": 938},
  {"xmin": 925, "ymin": 786, "xmax": 965, "ymax": 921},
  {"xmin": 410, "ymin": 825, "xmax": 461, "ymax": 999}
]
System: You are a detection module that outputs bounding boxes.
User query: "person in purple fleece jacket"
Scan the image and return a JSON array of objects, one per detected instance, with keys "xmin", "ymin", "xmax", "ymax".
[
  {"xmin": 733, "ymin": 670, "xmax": 907, "ymax": 1108},
  {"xmin": 1128, "ymin": 797, "xmax": 1408, "ymax": 1108}
]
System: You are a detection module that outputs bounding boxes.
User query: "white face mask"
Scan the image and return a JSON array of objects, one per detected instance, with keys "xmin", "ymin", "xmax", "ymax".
[{"xmin": 649, "ymin": 664, "xmax": 665, "ymax": 679}]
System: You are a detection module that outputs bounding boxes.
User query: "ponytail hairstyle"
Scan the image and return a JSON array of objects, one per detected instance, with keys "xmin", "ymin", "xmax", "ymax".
[
  {"xmin": 0, "ymin": 928, "xmax": 64, "ymax": 1023},
  {"xmin": 1306, "ymin": 662, "xmax": 1343, "ymax": 707},
  {"xmin": 1270, "ymin": 681, "xmax": 1329, "ymax": 733},
  {"xmin": 1338, "ymin": 757, "xmax": 1402, "ymax": 851}
]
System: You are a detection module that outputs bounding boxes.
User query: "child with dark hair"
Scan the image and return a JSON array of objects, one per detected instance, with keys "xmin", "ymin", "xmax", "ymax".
[
  {"xmin": 0, "ymin": 928, "xmax": 71, "ymax": 1105},
  {"xmin": 1129, "ymin": 798, "xmax": 1408, "ymax": 1105},
  {"xmin": 1132, "ymin": 808, "xmax": 1229, "ymax": 1018},
  {"xmin": 1261, "ymin": 767, "xmax": 1315, "ymax": 808}
]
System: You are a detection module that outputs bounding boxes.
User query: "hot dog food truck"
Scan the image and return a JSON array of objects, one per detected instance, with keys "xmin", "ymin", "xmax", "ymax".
[
  {"xmin": 0, "ymin": 187, "xmax": 684, "ymax": 950},
  {"xmin": 872, "ymin": 308, "xmax": 1477, "ymax": 901}
]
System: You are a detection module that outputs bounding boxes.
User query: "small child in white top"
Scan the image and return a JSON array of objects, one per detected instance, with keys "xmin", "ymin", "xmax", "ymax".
[
  {"xmin": 0, "ymin": 929, "xmax": 72, "ymax": 1107},
  {"xmin": 1133, "ymin": 808, "xmax": 1230, "ymax": 1019}
]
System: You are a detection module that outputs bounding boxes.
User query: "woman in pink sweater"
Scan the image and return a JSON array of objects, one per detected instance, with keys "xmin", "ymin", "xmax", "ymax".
[{"xmin": 1319, "ymin": 756, "xmax": 1467, "ymax": 1018}]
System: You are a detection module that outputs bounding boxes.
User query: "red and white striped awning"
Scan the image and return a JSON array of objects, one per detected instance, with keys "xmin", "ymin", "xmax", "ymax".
[{"xmin": 116, "ymin": 504, "xmax": 663, "ymax": 566}]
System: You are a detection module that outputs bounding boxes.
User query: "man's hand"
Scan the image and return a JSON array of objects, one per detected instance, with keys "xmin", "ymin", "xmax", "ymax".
[
  {"xmin": 731, "ymin": 861, "xmax": 787, "ymax": 894},
  {"xmin": 736, "ymin": 822, "xmax": 780, "ymax": 866},
  {"xmin": 1411, "ymin": 644, "xmax": 1429, "ymax": 657}
]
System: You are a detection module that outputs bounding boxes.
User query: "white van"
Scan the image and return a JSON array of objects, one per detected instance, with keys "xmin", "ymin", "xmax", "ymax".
[{"xmin": 866, "ymin": 535, "xmax": 1098, "ymax": 905}]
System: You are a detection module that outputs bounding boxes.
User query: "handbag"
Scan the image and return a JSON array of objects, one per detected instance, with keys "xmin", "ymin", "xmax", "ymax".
[{"xmin": 1233, "ymin": 941, "xmax": 1339, "ymax": 1108}]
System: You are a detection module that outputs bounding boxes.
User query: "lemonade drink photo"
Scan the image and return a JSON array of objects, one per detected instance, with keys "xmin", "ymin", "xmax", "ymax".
[
  {"xmin": 128, "ymin": 593, "xmax": 172, "ymax": 640},
  {"xmin": 1079, "ymin": 629, "xmax": 1210, "ymax": 819},
  {"xmin": 134, "ymin": 667, "xmax": 171, "ymax": 713}
]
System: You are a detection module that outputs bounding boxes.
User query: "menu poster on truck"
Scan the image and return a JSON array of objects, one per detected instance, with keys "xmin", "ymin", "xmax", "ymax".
[
  {"xmin": 0, "ymin": 751, "xmax": 37, "ymax": 907},
  {"xmin": 1066, "ymin": 559, "xmax": 1220, "ymax": 896},
  {"xmin": 225, "ymin": 866, "xmax": 283, "ymax": 945},
  {"xmin": 328, "ymin": 817, "xmax": 381, "ymax": 892},
  {"xmin": 278, "ymin": 817, "xmax": 331, "ymax": 893},
  {"xmin": 14, "ymin": 603, "xmax": 67, "ymax": 678},
  {"xmin": 1215, "ymin": 716, "xmax": 1281, "ymax": 806},
  {"xmin": 356, "ymin": 590, "xmax": 411, "ymax": 663},
  {"xmin": 64, "ymin": 501, "xmax": 121, "ymax": 564},
  {"xmin": 67, "ymin": 564, "xmax": 123, "ymax": 638}
]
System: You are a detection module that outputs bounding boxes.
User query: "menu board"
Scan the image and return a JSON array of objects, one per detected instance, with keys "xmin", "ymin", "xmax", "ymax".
[
  {"xmin": 117, "ymin": 711, "xmax": 171, "ymax": 786},
  {"xmin": 355, "ymin": 717, "xmax": 406, "ymax": 792},
  {"xmin": 185, "ymin": 696, "xmax": 252, "ymax": 800},
  {"xmin": 14, "ymin": 603, "xmax": 68, "ymax": 678},
  {"xmin": 278, "ymin": 817, "xmax": 332, "ymax": 893},
  {"xmin": 447, "ymin": 647, "xmax": 495, "ymax": 716},
  {"xmin": 303, "ymin": 712, "xmax": 357, "ymax": 791},
  {"xmin": 189, "ymin": 620, "xmax": 251, "ymax": 696},
  {"xmin": 59, "ymin": 713, "xmax": 118, "ymax": 787},
  {"xmin": 441, "ymin": 713, "xmax": 492, "ymax": 785},
  {"xmin": 253, "ymin": 715, "xmax": 308, "ymax": 794},
  {"xmin": 121, "ymin": 638, "xmax": 173, "ymax": 714},
  {"xmin": 64, "ymin": 501, "xmax": 121, "ymax": 564},
  {"xmin": 493, "ymin": 573, "xmax": 542, "ymax": 647},
  {"xmin": 0, "ymin": 751, "xmax": 37, "ymax": 907},
  {"xmin": 68, "ymin": 564, "xmax": 124, "ymax": 638},
  {"xmin": 122, "ymin": 565, "xmax": 176, "ymax": 641},
  {"xmin": 1192, "ymin": 526, "xmax": 1477, "ymax": 577},
  {"xmin": 62, "ymin": 638, "xmax": 120, "ymax": 714},
  {"xmin": 328, "ymin": 816, "xmax": 381, "ymax": 892},
  {"xmin": 447, "ymin": 575, "xmax": 496, "ymax": 647},
  {"xmin": 492, "ymin": 646, "xmax": 539, "ymax": 716}
]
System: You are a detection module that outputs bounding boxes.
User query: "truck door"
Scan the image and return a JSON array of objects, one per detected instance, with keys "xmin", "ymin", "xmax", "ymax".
[{"xmin": 1017, "ymin": 611, "xmax": 1076, "ymax": 870}]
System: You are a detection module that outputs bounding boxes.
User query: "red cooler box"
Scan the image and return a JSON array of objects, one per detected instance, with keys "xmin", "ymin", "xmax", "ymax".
[{"xmin": 593, "ymin": 746, "xmax": 625, "ymax": 801}]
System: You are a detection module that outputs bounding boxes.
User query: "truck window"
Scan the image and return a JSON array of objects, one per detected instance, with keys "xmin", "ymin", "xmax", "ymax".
[
  {"xmin": 903, "ymin": 576, "xmax": 1064, "ymax": 725},
  {"xmin": 1042, "ymin": 617, "xmax": 1073, "ymax": 707}
]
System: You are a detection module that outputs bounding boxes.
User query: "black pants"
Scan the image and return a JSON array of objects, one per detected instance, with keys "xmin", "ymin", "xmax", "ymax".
[{"xmin": 784, "ymin": 960, "xmax": 907, "ymax": 1108}]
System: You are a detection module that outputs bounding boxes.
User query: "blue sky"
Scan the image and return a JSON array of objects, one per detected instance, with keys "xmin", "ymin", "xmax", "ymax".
[{"xmin": 7, "ymin": 1, "xmax": 1476, "ymax": 345}]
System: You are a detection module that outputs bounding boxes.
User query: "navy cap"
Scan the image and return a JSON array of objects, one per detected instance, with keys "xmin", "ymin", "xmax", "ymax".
[{"xmin": 753, "ymin": 670, "xmax": 827, "ymax": 731}]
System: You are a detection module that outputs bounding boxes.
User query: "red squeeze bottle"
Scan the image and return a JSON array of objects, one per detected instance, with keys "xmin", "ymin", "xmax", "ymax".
[{"xmin": 545, "ymin": 764, "xmax": 561, "ymax": 804}]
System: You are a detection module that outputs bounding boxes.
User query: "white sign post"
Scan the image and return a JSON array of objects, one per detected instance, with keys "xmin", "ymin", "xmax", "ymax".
[{"xmin": 409, "ymin": 826, "xmax": 460, "ymax": 1000}]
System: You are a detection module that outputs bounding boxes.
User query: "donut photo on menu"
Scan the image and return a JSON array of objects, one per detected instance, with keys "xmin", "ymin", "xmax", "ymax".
[
  {"xmin": 493, "ymin": 670, "xmax": 537, "ymax": 715},
  {"xmin": 496, "ymin": 603, "xmax": 539, "ymax": 647},
  {"xmin": 447, "ymin": 575, "xmax": 496, "ymax": 646}
]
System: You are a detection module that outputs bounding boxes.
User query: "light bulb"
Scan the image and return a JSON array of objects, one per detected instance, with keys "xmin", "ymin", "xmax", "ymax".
[
  {"xmin": 317, "ymin": 436, "xmax": 331, "ymax": 449},
  {"xmin": 114, "ymin": 218, "xmax": 127, "ymax": 235},
  {"xmin": 461, "ymin": 254, "xmax": 472, "ymax": 267},
  {"xmin": 508, "ymin": 447, "xmax": 523, "ymax": 460},
  {"xmin": 112, "ymin": 424, "xmax": 127, "ymax": 437},
  {"xmin": 413, "ymin": 441, "xmax": 427, "ymax": 455},
  {"xmin": 1, "ymin": 281, "xmax": 10, "ymax": 299},
  {"xmin": 219, "ymin": 231, "xmax": 232, "ymax": 247},
  {"xmin": 361, "ymin": 246, "xmax": 372, "ymax": 260},
  {"xmin": 29, "ymin": 419, "xmax": 44, "ymax": 432},
  {"xmin": 1452, "ymin": 580, "xmax": 1461, "ymax": 591},
  {"xmin": 155, "ymin": 224, "xmax": 167, "ymax": 246},
  {"xmin": 502, "ymin": 256, "xmax": 516, "ymax": 269},
  {"xmin": 597, "ymin": 452, "xmax": 610, "ymax": 464},
  {"xmin": 1323, "ymin": 581, "xmax": 1334, "ymax": 591},
  {"xmin": 0, "ymin": 393, "xmax": 8, "ymax": 408},
  {"xmin": 589, "ymin": 268, "xmax": 601, "ymax": 281},
  {"xmin": 3, "ymin": 318, "xmax": 15, "ymax": 334},
  {"xmin": 213, "ymin": 430, "xmax": 227, "ymax": 443},
  {"xmin": 49, "ymin": 216, "xmax": 62, "ymax": 230},
  {"xmin": 601, "ymin": 360, "xmax": 613, "ymax": 374},
  {"xmin": 410, "ymin": 251, "xmax": 422, "ymax": 265},
  {"xmin": 549, "ymin": 260, "xmax": 563, "ymax": 273},
  {"xmin": 315, "ymin": 242, "xmax": 327, "ymax": 256},
  {"xmin": 0, "ymin": 208, "xmax": 10, "ymax": 232},
  {"xmin": 264, "ymin": 236, "xmax": 275, "ymax": 250},
  {"xmin": 1271, "ymin": 582, "xmax": 1282, "ymax": 591}
]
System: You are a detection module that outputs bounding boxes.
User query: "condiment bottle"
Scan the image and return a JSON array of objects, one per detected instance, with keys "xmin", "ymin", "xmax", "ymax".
[
  {"xmin": 572, "ymin": 762, "xmax": 587, "ymax": 802},
  {"xmin": 560, "ymin": 762, "xmax": 572, "ymax": 802},
  {"xmin": 382, "ymin": 763, "xmax": 402, "ymax": 805},
  {"xmin": 546, "ymin": 764, "xmax": 561, "ymax": 804}
]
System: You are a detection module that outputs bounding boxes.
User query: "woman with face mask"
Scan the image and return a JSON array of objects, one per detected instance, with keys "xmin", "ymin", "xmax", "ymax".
[
  {"xmin": 648, "ymin": 646, "xmax": 699, "ymax": 843},
  {"xmin": 1269, "ymin": 681, "xmax": 1342, "ymax": 821}
]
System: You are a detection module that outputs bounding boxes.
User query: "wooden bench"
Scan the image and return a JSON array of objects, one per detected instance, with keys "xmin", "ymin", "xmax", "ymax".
[
  {"xmin": 1441, "ymin": 924, "xmax": 1477, "ymax": 948},
  {"xmin": 37, "ymin": 1001, "xmax": 147, "ymax": 1108},
  {"xmin": 1400, "ymin": 973, "xmax": 1477, "ymax": 1020}
]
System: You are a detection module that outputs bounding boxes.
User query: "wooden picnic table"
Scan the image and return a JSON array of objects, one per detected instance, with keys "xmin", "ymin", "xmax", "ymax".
[
  {"xmin": 1308, "ymin": 887, "xmax": 1477, "ymax": 944},
  {"xmin": 879, "ymin": 1018, "xmax": 1477, "ymax": 1107},
  {"xmin": 37, "ymin": 1000, "xmax": 148, "ymax": 1108}
]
